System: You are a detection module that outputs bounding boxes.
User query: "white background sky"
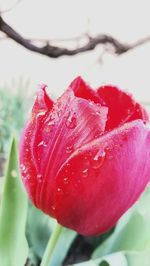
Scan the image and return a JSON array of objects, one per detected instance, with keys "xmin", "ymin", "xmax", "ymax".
[{"xmin": 0, "ymin": 0, "xmax": 150, "ymax": 103}]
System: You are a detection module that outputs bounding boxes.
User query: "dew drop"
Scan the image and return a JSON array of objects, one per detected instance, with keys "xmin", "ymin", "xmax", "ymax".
[
  {"xmin": 82, "ymin": 168, "xmax": 89, "ymax": 178},
  {"xmin": 64, "ymin": 163, "xmax": 70, "ymax": 173},
  {"xmin": 24, "ymin": 174, "xmax": 30, "ymax": 181},
  {"xmin": 64, "ymin": 177, "xmax": 69, "ymax": 184},
  {"xmin": 89, "ymin": 101, "xmax": 94, "ymax": 106},
  {"xmin": 58, "ymin": 111, "xmax": 61, "ymax": 117},
  {"xmin": 50, "ymin": 111, "xmax": 59, "ymax": 120},
  {"xmin": 48, "ymin": 120, "xmax": 55, "ymax": 126},
  {"xmin": 92, "ymin": 150, "xmax": 106, "ymax": 169},
  {"xmin": 52, "ymin": 205, "xmax": 56, "ymax": 210},
  {"xmin": 38, "ymin": 141, "xmax": 47, "ymax": 147},
  {"xmin": 37, "ymin": 111, "xmax": 46, "ymax": 117},
  {"xmin": 20, "ymin": 164, "xmax": 27, "ymax": 173},
  {"xmin": 57, "ymin": 187, "xmax": 62, "ymax": 192},
  {"xmin": 66, "ymin": 114, "xmax": 76, "ymax": 129},
  {"xmin": 11, "ymin": 169, "xmax": 17, "ymax": 178},
  {"xmin": 127, "ymin": 109, "xmax": 131, "ymax": 115},
  {"xmin": 20, "ymin": 164, "xmax": 25, "ymax": 171},
  {"xmin": 94, "ymin": 131, "xmax": 101, "ymax": 138},
  {"xmin": 27, "ymin": 174, "xmax": 30, "ymax": 180},
  {"xmin": 37, "ymin": 174, "xmax": 42, "ymax": 182},
  {"xmin": 96, "ymin": 111, "xmax": 101, "ymax": 115},
  {"xmin": 66, "ymin": 145, "xmax": 74, "ymax": 154}
]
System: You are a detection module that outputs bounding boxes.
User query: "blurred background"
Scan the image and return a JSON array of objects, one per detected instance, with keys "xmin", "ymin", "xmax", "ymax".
[{"xmin": 0, "ymin": 1, "xmax": 150, "ymax": 265}]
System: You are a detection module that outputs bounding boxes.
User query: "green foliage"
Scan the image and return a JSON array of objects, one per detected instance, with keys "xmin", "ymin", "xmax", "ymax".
[
  {"xmin": 27, "ymin": 204, "xmax": 52, "ymax": 260},
  {"xmin": 48, "ymin": 226, "xmax": 77, "ymax": 266},
  {"xmin": 71, "ymin": 252, "xmax": 128, "ymax": 266},
  {"xmin": 0, "ymin": 137, "xmax": 28, "ymax": 266},
  {"xmin": 0, "ymin": 79, "xmax": 31, "ymax": 154},
  {"xmin": 71, "ymin": 250, "xmax": 150, "ymax": 266},
  {"xmin": 26, "ymin": 205, "xmax": 77, "ymax": 266}
]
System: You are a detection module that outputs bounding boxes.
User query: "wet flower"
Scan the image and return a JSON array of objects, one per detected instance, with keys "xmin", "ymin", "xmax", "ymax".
[{"xmin": 19, "ymin": 77, "xmax": 150, "ymax": 236}]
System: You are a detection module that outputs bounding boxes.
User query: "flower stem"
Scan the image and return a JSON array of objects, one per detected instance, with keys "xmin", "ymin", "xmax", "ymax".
[{"xmin": 41, "ymin": 222, "xmax": 63, "ymax": 266}]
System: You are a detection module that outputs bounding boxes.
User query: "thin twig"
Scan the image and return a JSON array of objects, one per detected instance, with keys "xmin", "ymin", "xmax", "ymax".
[{"xmin": 0, "ymin": 15, "xmax": 150, "ymax": 58}]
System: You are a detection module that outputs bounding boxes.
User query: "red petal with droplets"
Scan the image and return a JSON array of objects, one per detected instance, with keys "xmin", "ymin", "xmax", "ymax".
[
  {"xmin": 32, "ymin": 84, "xmax": 53, "ymax": 114},
  {"xmin": 19, "ymin": 85, "xmax": 53, "ymax": 205},
  {"xmin": 53, "ymin": 121, "xmax": 150, "ymax": 236},
  {"xmin": 70, "ymin": 76, "xmax": 104, "ymax": 104},
  {"xmin": 19, "ymin": 86, "xmax": 108, "ymax": 217},
  {"xmin": 19, "ymin": 78, "xmax": 150, "ymax": 237},
  {"xmin": 97, "ymin": 85, "xmax": 149, "ymax": 131}
]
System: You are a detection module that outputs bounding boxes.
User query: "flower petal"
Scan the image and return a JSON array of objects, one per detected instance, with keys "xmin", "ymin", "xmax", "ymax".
[
  {"xmin": 19, "ymin": 87, "xmax": 108, "ymax": 217},
  {"xmin": 53, "ymin": 120, "xmax": 150, "ymax": 236},
  {"xmin": 97, "ymin": 85, "xmax": 149, "ymax": 131},
  {"xmin": 32, "ymin": 84, "xmax": 53, "ymax": 115},
  {"xmin": 19, "ymin": 85, "xmax": 53, "ymax": 204},
  {"xmin": 70, "ymin": 76, "xmax": 104, "ymax": 104}
]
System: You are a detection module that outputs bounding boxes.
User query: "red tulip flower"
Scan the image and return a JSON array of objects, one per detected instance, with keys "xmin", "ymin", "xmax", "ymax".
[{"xmin": 19, "ymin": 77, "xmax": 150, "ymax": 236}]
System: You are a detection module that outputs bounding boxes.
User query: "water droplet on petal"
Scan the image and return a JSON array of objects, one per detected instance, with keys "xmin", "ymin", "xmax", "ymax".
[
  {"xmin": 27, "ymin": 174, "xmax": 30, "ymax": 180},
  {"xmin": 52, "ymin": 205, "xmax": 56, "ymax": 210},
  {"xmin": 66, "ymin": 145, "xmax": 74, "ymax": 154},
  {"xmin": 94, "ymin": 129, "xmax": 103, "ymax": 139},
  {"xmin": 57, "ymin": 187, "xmax": 62, "ymax": 192},
  {"xmin": 37, "ymin": 174, "xmax": 42, "ymax": 182},
  {"xmin": 38, "ymin": 141, "xmax": 47, "ymax": 147},
  {"xmin": 82, "ymin": 168, "xmax": 89, "ymax": 178},
  {"xmin": 58, "ymin": 111, "xmax": 62, "ymax": 117},
  {"xmin": 64, "ymin": 163, "xmax": 70, "ymax": 173},
  {"xmin": 37, "ymin": 111, "xmax": 46, "ymax": 117},
  {"xmin": 64, "ymin": 177, "xmax": 69, "ymax": 184},
  {"xmin": 66, "ymin": 114, "xmax": 76, "ymax": 129},
  {"xmin": 48, "ymin": 120, "xmax": 55, "ymax": 126},
  {"xmin": 20, "ymin": 164, "xmax": 25, "ymax": 170},
  {"xmin": 20, "ymin": 164, "xmax": 27, "ymax": 173},
  {"xmin": 96, "ymin": 111, "xmax": 100, "ymax": 115},
  {"xmin": 89, "ymin": 101, "xmax": 94, "ymax": 106},
  {"xmin": 92, "ymin": 150, "xmax": 106, "ymax": 169},
  {"xmin": 24, "ymin": 174, "xmax": 30, "ymax": 181}
]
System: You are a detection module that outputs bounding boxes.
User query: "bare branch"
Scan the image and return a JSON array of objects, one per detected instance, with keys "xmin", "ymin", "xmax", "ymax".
[{"xmin": 0, "ymin": 15, "xmax": 150, "ymax": 58}]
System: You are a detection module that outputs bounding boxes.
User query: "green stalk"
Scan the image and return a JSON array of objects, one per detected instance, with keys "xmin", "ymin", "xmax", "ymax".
[{"xmin": 41, "ymin": 222, "xmax": 63, "ymax": 266}]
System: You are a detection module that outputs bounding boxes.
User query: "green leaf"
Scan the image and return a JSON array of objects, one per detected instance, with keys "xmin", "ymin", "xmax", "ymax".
[
  {"xmin": 48, "ymin": 223, "xmax": 77, "ymax": 266},
  {"xmin": 27, "ymin": 204, "xmax": 76, "ymax": 266},
  {"xmin": 71, "ymin": 250, "xmax": 150, "ymax": 266},
  {"xmin": 92, "ymin": 186, "xmax": 150, "ymax": 259},
  {"xmin": 27, "ymin": 203, "xmax": 52, "ymax": 259},
  {"xmin": 70, "ymin": 252, "xmax": 128, "ymax": 266},
  {"xmin": 0, "ymin": 137, "xmax": 28, "ymax": 266},
  {"xmin": 125, "ymin": 250, "xmax": 150, "ymax": 266}
]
